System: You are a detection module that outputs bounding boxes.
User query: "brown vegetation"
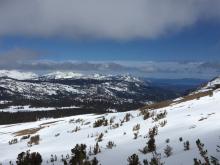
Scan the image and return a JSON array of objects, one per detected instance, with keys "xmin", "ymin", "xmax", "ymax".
[
  {"xmin": 140, "ymin": 90, "xmax": 213, "ymax": 111},
  {"xmin": 14, "ymin": 127, "xmax": 44, "ymax": 136}
]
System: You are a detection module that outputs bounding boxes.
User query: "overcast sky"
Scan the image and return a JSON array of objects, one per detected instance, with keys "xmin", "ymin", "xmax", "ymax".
[{"xmin": 0, "ymin": 0, "xmax": 220, "ymax": 78}]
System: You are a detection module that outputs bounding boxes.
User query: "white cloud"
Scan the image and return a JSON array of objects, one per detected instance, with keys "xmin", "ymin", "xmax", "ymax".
[
  {"xmin": 0, "ymin": 0, "xmax": 220, "ymax": 40},
  {"xmin": 0, "ymin": 59, "xmax": 217, "ymax": 78},
  {"xmin": 0, "ymin": 49, "xmax": 219, "ymax": 78}
]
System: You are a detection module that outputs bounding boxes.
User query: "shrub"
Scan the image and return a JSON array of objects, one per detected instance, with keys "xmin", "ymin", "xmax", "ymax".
[
  {"xmin": 133, "ymin": 132, "xmax": 139, "ymax": 140},
  {"xmin": 93, "ymin": 117, "xmax": 108, "ymax": 128},
  {"xmin": 75, "ymin": 118, "xmax": 83, "ymax": 124},
  {"xmin": 20, "ymin": 135, "xmax": 30, "ymax": 141},
  {"xmin": 179, "ymin": 137, "xmax": 183, "ymax": 142},
  {"xmin": 184, "ymin": 141, "xmax": 190, "ymax": 151},
  {"xmin": 140, "ymin": 135, "xmax": 156, "ymax": 154},
  {"xmin": 50, "ymin": 154, "xmax": 57, "ymax": 163},
  {"xmin": 159, "ymin": 120, "xmax": 167, "ymax": 127},
  {"xmin": 9, "ymin": 138, "xmax": 18, "ymax": 145},
  {"xmin": 193, "ymin": 158, "xmax": 201, "ymax": 165},
  {"xmin": 143, "ymin": 111, "xmax": 150, "ymax": 120},
  {"xmin": 165, "ymin": 138, "xmax": 170, "ymax": 143},
  {"xmin": 140, "ymin": 126, "xmax": 157, "ymax": 154},
  {"xmin": 153, "ymin": 111, "xmax": 167, "ymax": 122},
  {"xmin": 55, "ymin": 133, "xmax": 60, "ymax": 137},
  {"xmin": 164, "ymin": 145, "xmax": 173, "ymax": 157},
  {"xmin": 61, "ymin": 154, "xmax": 69, "ymax": 164},
  {"xmin": 72, "ymin": 126, "xmax": 81, "ymax": 133},
  {"xmin": 28, "ymin": 135, "xmax": 40, "ymax": 146},
  {"xmin": 91, "ymin": 157, "xmax": 99, "ymax": 165},
  {"xmin": 139, "ymin": 109, "xmax": 152, "ymax": 120},
  {"xmin": 148, "ymin": 126, "xmax": 158, "ymax": 137},
  {"xmin": 143, "ymin": 159, "xmax": 148, "ymax": 165},
  {"xmin": 84, "ymin": 121, "xmax": 91, "ymax": 125},
  {"xmin": 123, "ymin": 113, "xmax": 132, "ymax": 122},
  {"xmin": 106, "ymin": 141, "xmax": 116, "ymax": 149},
  {"xmin": 111, "ymin": 123, "xmax": 119, "ymax": 129},
  {"xmin": 93, "ymin": 143, "xmax": 101, "ymax": 155},
  {"xmin": 147, "ymin": 137, "xmax": 156, "ymax": 152},
  {"xmin": 133, "ymin": 124, "xmax": 140, "ymax": 131},
  {"xmin": 69, "ymin": 119, "xmax": 75, "ymax": 123},
  {"xmin": 110, "ymin": 116, "xmax": 115, "ymax": 125},
  {"xmin": 140, "ymin": 146, "xmax": 149, "ymax": 154},
  {"xmin": 149, "ymin": 152, "xmax": 164, "ymax": 165},
  {"xmin": 127, "ymin": 154, "xmax": 141, "ymax": 165},
  {"xmin": 96, "ymin": 133, "xmax": 104, "ymax": 142}
]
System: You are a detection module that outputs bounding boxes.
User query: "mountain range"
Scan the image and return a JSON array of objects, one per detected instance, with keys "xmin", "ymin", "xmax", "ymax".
[{"xmin": 0, "ymin": 70, "xmax": 183, "ymax": 112}]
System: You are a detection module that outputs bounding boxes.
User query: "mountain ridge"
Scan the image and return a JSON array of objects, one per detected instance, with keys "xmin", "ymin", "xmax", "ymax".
[{"xmin": 0, "ymin": 70, "xmax": 180, "ymax": 112}]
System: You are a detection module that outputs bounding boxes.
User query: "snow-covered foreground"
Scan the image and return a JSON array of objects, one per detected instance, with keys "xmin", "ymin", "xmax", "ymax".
[{"xmin": 1, "ymin": 89, "xmax": 220, "ymax": 164}]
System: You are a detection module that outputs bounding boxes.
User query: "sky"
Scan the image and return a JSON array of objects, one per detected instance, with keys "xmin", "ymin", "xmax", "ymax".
[{"xmin": 0, "ymin": 0, "xmax": 220, "ymax": 78}]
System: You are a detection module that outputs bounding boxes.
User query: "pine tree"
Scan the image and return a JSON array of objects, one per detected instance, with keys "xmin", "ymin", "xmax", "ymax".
[
  {"xmin": 69, "ymin": 144, "xmax": 87, "ymax": 165},
  {"xmin": 16, "ymin": 150, "xmax": 42, "ymax": 165},
  {"xmin": 147, "ymin": 137, "xmax": 156, "ymax": 152}
]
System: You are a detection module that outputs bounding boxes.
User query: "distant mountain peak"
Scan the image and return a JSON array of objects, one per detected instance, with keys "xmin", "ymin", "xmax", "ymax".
[
  {"xmin": 42, "ymin": 71, "xmax": 84, "ymax": 79},
  {"xmin": 0, "ymin": 70, "xmax": 37, "ymax": 80}
]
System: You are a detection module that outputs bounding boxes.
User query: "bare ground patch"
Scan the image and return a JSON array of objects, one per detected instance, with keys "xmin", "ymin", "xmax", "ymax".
[
  {"xmin": 13, "ymin": 127, "xmax": 45, "ymax": 137},
  {"xmin": 39, "ymin": 120, "xmax": 63, "ymax": 127},
  {"xmin": 13, "ymin": 120, "xmax": 62, "ymax": 136}
]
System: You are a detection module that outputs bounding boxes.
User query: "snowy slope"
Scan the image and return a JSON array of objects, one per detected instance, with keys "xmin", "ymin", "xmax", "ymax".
[{"xmin": 0, "ymin": 88, "xmax": 220, "ymax": 164}]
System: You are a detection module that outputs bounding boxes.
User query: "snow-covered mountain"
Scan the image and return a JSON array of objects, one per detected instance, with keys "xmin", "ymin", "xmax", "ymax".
[
  {"xmin": 0, "ymin": 70, "xmax": 38, "ymax": 80},
  {"xmin": 41, "ymin": 71, "xmax": 84, "ymax": 80},
  {"xmin": 201, "ymin": 76, "xmax": 220, "ymax": 90},
  {"xmin": 189, "ymin": 76, "xmax": 220, "ymax": 95},
  {"xmin": 0, "ymin": 70, "xmax": 179, "ymax": 111},
  {"xmin": 0, "ymin": 77, "xmax": 220, "ymax": 164}
]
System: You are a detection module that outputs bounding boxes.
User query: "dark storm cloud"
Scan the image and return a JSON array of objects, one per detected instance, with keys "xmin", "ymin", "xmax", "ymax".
[{"xmin": 0, "ymin": 0, "xmax": 220, "ymax": 40}]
